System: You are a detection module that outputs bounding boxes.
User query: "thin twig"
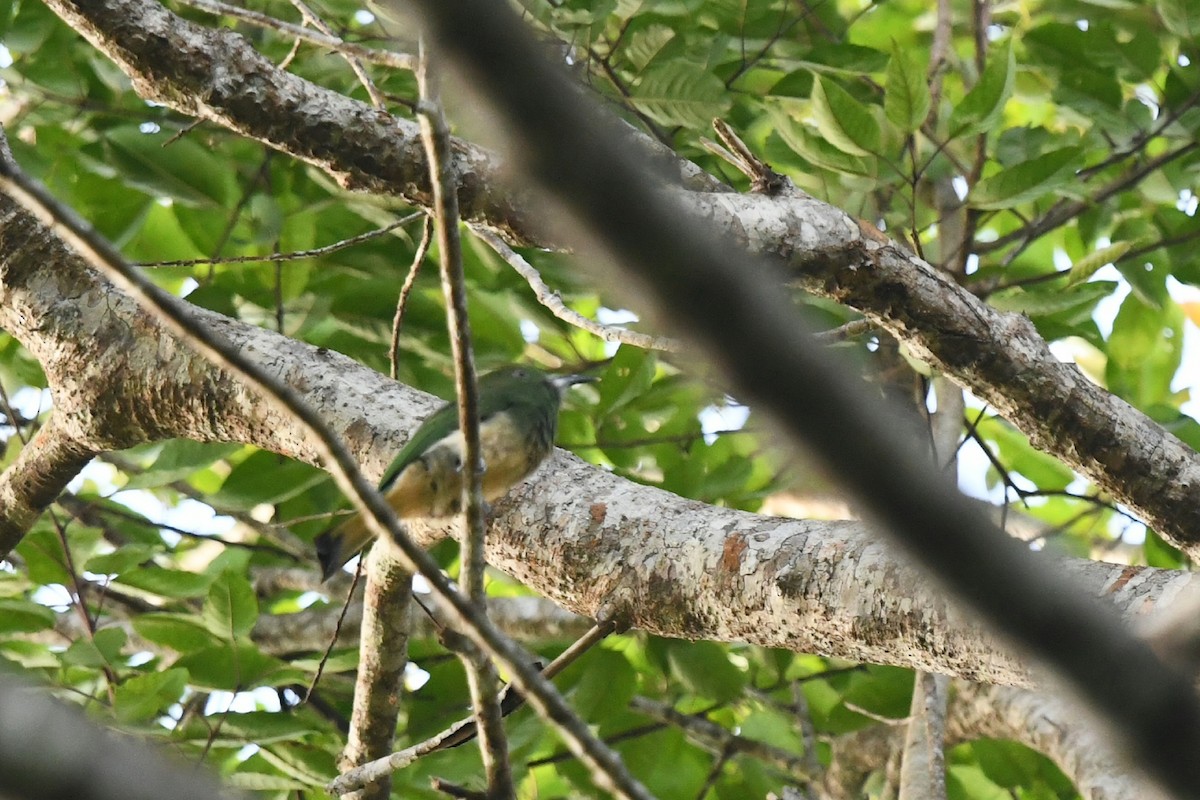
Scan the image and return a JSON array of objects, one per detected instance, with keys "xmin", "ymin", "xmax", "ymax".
[
  {"xmin": 304, "ymin": 557, "xmax": 364, "ymax": 704},
  {"xmin": 812, "ymin": 318, "xmax": 875, "ymax": 343},
  {"xmin": 288, "ymin": 0, "xmax": 387, "ymax": 108},
  {"xmin": 333, "ymin": 621, "xmax": 615, "ymax": 786},
  {"xmin": 416, "ymin": 45, "xmax": 513, "ymax": 798},
  {"xmin": 629, "ymin": 696, "xmax": 812, "ymax": 782},
  {"xmin": 390, "ymin": 215, "xmax": 434, "ymax": 379},
  {"xmin": 430, "ymin": 777, "xmax": 487, "ymax": 800},
  {"xmin": 135, "ymin": 212, "xmax": 423, "ymax": 268},
  {"xmin": 472, "ymin": 226, "xmax": 680, "ymax": 352},
  {"xmin": 172, "ymin": 0, "xmax": 416, "ymax": 71}
]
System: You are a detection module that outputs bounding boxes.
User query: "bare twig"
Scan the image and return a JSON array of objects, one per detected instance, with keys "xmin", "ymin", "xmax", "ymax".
[
  {"xmin": 304, "ymin": 556, "xmax": 364, "ymax": 704},
  {"xmin": 472, "ymin": 226, "xmax": 680, "ymax": 352},
  {"xmin": 172, "ymin": 0, "xmax": 416, "ymax": 71},
  {"xmin": 390, "ymin": 216, "xmax": 434, "ymax": 379},
  {"xmin": 288, "ymin": 0, "xmax": 387, "ymax": 108},
  {"xmin": 135, "ymin": 212, "xmax": 423, "ymax": 269},
  {"xmin": 331, "ymin": 621, "xmax": 615, "ymax": 790},
  {"xmin": 416, "ymin": 45, "xmax": 512, "ymax": 797}
]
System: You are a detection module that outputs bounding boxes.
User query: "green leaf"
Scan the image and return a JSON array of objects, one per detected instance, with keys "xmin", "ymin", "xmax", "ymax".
[
  {"xmin": 596, "ymin": 346, "xmax": 656, "ymax": 416},
  {"xmin": 117, "ymin": 567, "xmax": 215, "ymax": 599},
  {"xmin": 947, "ymin": 764, "xmax": 1014, "ymax": 800},
  {"xmin": 209, "ymin": 451, "xmax": 327, "ymax": 511},
  {"xmin": 15, "ymin": 527, "xmax": 72, "ymax": 586},
  {"xmin": 738, "ymin": 708, "xmax": 804, "ymax": 753},
  {"xmin": 1158, "ymin": 0, "xmax": 1200, "ymax": 37},
  {"xmin": 84, "ymin": 545, "xmax": 157, "ymax": 576},
  {"xmin": 665, "ymin": 640, "xmax": 747, "ymax": 702},
  {"xmin": 203, "ymin": 571, "xmax": 258, "ymax": 640},
  {"xmin": 978, "ymin": 418, "xmax": 1074, "ymax": 492},
  {"xmin": 811, "ymin": 76, "xmax": 881, "ymax": 156},
  {"xmin": 62, "ymin": 627, "xmax": 126, "ymax": 668},
  {"xmin": 226, "ymin": 773, "xmax": 309, "ymax": 791},
  {"xmin": 114, "ymin": 668, "xmax": 188, "ymax": 723},
  {"xmin": 884, "ymin": 42, "xmax": 930, "ymax": 133},
  {"xmin": 631, "ymin": 63, "xmax": 731, "ymax": 128},
  {"xmin": 1145, "ymin": 529, "xmax": 1188, "ymax": 569},
  {"xmin": 1105, "ymin": 294, "xmax": 1184, "ymax": 408},
  {"xmin": 968, "ymin": 147, "xmax": 1082, "ymax": 210},
  {"xmin": 0, "ymin": 599, "xmax": 56, "ymax": 633},
  {"xmin": 175, "ymin": 643, "xmax": 295, "ymax": 691},
  {"xmin": 103, "ymin": 128, "xmax": 234, "ymax": 207},
  {"xmin": 569, "ymin": 649, "xmax": 637, "ymax": 723},
  {"xmin": 768, "ymin": 106, "xmax": 874, "ymax": 175},
  {"xmin": 949, "ymin": 40, "xmax": 1014, "ymax": 137},
  {"xmin": 987, "ymin": 281, "xmax": 1115, "ymax": 320},
  {"xmin": 625, "ymin": 24, "xmax": 675, "ymax": 71},
  {"xmin": 220, "ymin": 711, "xmax": 323, "ymax": 744},
  {"xmin": 1066, "ymin": 241, "xmax": 1133, "ymax": 287},
  {"xmin": 799, "ymin": 42, "xmax": 890, "ymax": 74},
  {"xmin": 121, "ymin": 440, "xmax": 243, "ymax": 490},
  {"xmin": 133, "ymin": 613, "xmax": 221, "ymax": 652}
]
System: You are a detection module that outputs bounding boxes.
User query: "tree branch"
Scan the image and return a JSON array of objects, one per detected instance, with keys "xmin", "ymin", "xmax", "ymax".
[
  {"xmin": 396, "ymin": 2, "xmax": 1200, "ymax": 797},
  {"xmin": 43, "ymin": 0, "xmax": 1200, "ymax": 561},
  {"xmin": 0, "ymin": 413, "xmax": 95, "ymax": 555},
  {"xmin": 0, "ymin": 127, "xmax": 652, "ymax": 800},
  {"xmin": 0, "ymin": 674, "xmax": 233, "ymax": 800},
  {"xmin": 338, "ymin": 547, "xmax": 412, "ymax": 800},
  {"xmin": 417, "ymin": 47, "xmax": 512, "ymax": 797},
  {"xmin": 172, "ymin": 0, "xmax": 416, "ymax": 70}
]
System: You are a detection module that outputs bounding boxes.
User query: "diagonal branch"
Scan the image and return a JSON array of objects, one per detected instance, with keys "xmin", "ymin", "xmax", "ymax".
[
  {"xmin": 399, "ymin": 1, "xmax": 1200, "ymax": 797},
  {"xmin": 0, "ymin": 129, "xmax": 651, "ymax": 800},
  {"xmin": 0, "ymin": 412, "xmax": 96, "ymax": 555},
  {"xmin": 172, "ymin": 0, "xmax": 416, "ymax": 70},
  {"xmin": 43, "ymin": 0, "xmax": 1200, "ymax": 564}
]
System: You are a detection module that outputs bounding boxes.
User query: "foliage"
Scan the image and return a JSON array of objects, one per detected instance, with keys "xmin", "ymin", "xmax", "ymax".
[{"xmin": 1, "ymin": 0, "xmax": 1198, "ymax": 797}]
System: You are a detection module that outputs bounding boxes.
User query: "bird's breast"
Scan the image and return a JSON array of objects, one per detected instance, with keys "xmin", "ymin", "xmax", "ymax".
[{"xmin": 383, "ymin": 409, "xmax": 555, "ymax": 518}]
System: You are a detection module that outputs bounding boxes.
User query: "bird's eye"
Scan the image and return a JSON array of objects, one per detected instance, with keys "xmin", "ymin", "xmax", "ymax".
[{"xmin": 513, "ymin": 369, "xmax": 527, "ymax": 378}]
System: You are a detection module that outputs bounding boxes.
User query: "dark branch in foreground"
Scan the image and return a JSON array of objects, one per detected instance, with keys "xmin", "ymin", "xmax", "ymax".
[{"xmin": 398, "ymin": 2, "xmax": 1200, "ymax": 798}]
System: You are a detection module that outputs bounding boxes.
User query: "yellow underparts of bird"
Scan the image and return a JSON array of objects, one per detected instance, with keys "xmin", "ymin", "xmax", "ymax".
[{"xmin": 315, "ymin": 366, "xmax": 593, "ymax": 580}]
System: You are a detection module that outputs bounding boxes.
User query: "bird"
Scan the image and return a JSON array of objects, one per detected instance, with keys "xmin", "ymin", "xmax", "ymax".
[{"xmin": 315, "ymin": 365, "xmax": 594, "ymax": 579}]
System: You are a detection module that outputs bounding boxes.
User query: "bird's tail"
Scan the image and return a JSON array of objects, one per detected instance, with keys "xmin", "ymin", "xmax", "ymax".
[{"xmin": 315, "ymin": 515, "xmax": 376, "ymax": 581}]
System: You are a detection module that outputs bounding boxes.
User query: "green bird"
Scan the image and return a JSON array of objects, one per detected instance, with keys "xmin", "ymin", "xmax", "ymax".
[{"xmin": 316, "ymin": 365, "xmax": 593, "ymax": 579}]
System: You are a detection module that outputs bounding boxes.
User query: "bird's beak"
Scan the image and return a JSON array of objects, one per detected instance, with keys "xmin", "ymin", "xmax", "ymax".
[{"xmin": 551, "ymin": 373, "xmax": 597, "ymax": 392}]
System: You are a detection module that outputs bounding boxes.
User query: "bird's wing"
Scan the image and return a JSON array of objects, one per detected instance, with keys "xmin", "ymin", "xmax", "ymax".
[{"xmin": 377, "ymin": 400, "xmax": 459, "ymax": 490}]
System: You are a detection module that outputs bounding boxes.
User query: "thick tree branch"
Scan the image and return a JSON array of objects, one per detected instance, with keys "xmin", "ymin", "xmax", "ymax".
[
  {"xmin": 42, "ymin": 0, "xmax": 1200, "ymax": 563},
  {"xmin": 948, "ymin": 683, "xmax": 1170, "ymax": 800},
  {"xmin": 338, "ymin": 547, "xmax": 412, "ymax": 800},
  {"xmin": 897, "ymin": 673, "xmax": 948, "ymax": 800},
  {"xmin": 0, "ymin": 413, "xmax": 95, "ymax": 554},
  {"xmin": 0, "ymin": 182, "xmax": 1194, "ymax": 688},
  {"xmin": 0, "ymin": 674, "xmax": 233, "ymax": 800},
  {"xmin": 0, "ymin": 178, "xmax": 1195, "ymax": 689},
  {"xmin": 825, "ymin": 680, "xmax": 1169, "ymax": 800}
]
